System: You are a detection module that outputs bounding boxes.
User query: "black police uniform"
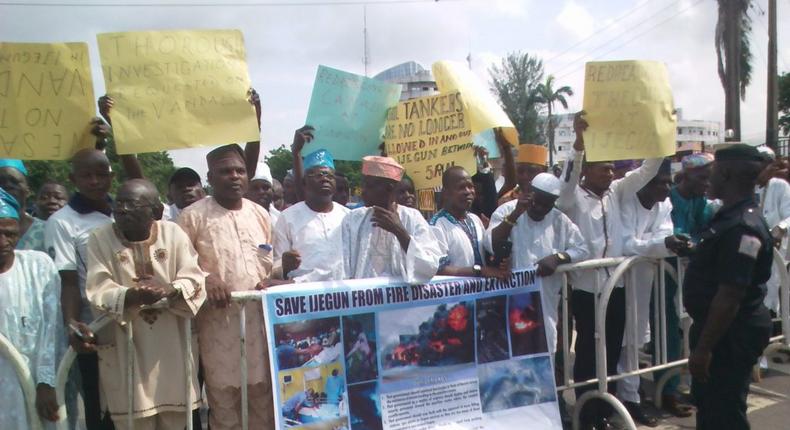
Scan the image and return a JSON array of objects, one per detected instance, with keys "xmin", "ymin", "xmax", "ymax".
[{"xmin": 683, "ymin": 198, "xmax": 773, "ymax": 430}]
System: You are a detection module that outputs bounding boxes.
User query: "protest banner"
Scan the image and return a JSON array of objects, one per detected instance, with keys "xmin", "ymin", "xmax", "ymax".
[
  {"xmin": 432, "ymin": 60, "xmax": 518, "ymax": 157},
  {"xmin": 97, "ymin": 29, "xmax": 259, "ymax": 154},
  {"xmin": 263, "ymin": 269, "xmax": 562, "ymax": 430},
  {"xmin": 582, "ymin": 60, "xmax": 677, "ymax": 162},
  {"xmin": 0, "ymin": 42, "xmax": 95, "ymax": 160},
  {"xmin": 304, "ymin": 65, "xmax": 402, "ymax": 161},
  {"xmin": 383, "ymin": 91, "xmax": 476, "ymax": 190}
]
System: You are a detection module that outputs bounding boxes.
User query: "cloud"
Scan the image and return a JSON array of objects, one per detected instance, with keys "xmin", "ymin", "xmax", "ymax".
[{"xmin": 556, "ymin": 1, "xmax": 595, "ymax": 41}]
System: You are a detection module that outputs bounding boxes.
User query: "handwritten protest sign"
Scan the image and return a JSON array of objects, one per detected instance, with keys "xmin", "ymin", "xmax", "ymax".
[
  {"xmin": 97, "ymin": 29, "xmax": 259, "ymax": 154},
  {"xmin": 304, "ymin": 65, "xmax": 402, "ymax": 161},
  {"xmin": 582, "ymin": 60, "xmax": 677, "ymax": 162},
  {"xmin": 384, "ymin": 91, "xmax": 475, "ymax": 190},
  {"xmin": 0, "ymin": 42, "xmax": 95, "ymax": 160},
  {"xmin": 432, "ymin": 60, "xmax": 518, "ymax": 157}
]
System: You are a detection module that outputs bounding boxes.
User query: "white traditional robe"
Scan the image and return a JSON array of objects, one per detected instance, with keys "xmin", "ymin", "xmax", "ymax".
[
  {"xmin": 616, "ymin": 193, "xmax": 673, "ymax": 403},
  {"xmin": 0, "ymin": 251, "xmax": 61, "ymax": 430},
  {"xmin": 273, "ymin": 201, "xmax": 348, "ymax": 282},
  {"xmin": 485, "ymin": 203, "xmax": 589, "ymax": 352},
  {"xmin": 757, "ymin": 177, "xmax": 790, "ymax": 312},
  {"xmin": 557, "ymin": 151, "xmax": 663, "ymax": 292},
  {"xmin": 342, "ymin": 205, "xmax": 441, "ymax": 283},
  {"xmin": 86, "ymin": 221, "xmax": 206, "ymax": 421},
  {"xmin": 429, "ymin": 210, "xmax": 486, "ymax": 268}
]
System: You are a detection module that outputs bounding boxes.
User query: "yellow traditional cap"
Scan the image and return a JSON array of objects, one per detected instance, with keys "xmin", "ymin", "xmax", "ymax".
[{"xmin": 516, "ymin": 144, "xmax": 548, "ymax": 166}]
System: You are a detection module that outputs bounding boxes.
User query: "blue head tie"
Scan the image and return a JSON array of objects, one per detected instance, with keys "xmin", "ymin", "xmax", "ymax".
[
  {"xmin": 0, "ymin": 159, "xmax": 28, "ymax": 176},
  {"xmin": 303, "ymin": 149, "xmax": 335, "ymax": 171},
  {"xmin": 0, "ymin": 188, "xmax": 20, "ymax": 220}
]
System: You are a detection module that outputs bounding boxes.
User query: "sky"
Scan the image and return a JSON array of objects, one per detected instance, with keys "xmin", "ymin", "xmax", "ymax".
[{"xmin": 1, "ymin": 0, "xmax": 789, "ymax": 180}]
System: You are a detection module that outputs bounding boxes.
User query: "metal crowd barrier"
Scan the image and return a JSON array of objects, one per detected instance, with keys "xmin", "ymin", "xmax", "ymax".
[{"xmin": 2, "ymin": 254, "xmax": 787, "ymax": 430}]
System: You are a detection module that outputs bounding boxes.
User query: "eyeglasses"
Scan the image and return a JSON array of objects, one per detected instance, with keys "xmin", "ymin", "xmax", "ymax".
[
  {"xmin": 113, "ymin": 201, "xmax": 152, "ymax": 211},
  {"xmin": 305, "ymin": 171, "xmax": 335, "ymax": 179}
]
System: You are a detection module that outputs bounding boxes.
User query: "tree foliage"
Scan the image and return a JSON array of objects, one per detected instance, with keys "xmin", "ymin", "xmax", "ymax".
[
  {"xmin": 780, "ymin": 72, "xmax": 790, "ymax": 137},
  {"xmin": 533, "ymin": 75, "xmax": 574, "ymax": 164},
  {"xmin": 26, "ymin": 140, "xmax": 176, "ymax": 198},
  {"xmin": 489, "ymin": 52, "xmax": 545, "ymax": 144}
]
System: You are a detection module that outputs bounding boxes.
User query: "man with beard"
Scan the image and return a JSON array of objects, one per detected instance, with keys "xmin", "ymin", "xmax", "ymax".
[
  {"xmin": 486, "ymin": 172, "xmax": 588, "ymax": 354},
  {"xmin": 86, "ymin": 179, "xmax": 205, "ymax": 429},
  {"xmin": 342, "ymin": 156, "xmax": 441, "ymax": 282},
  {"xmin": 273, "ymin": 149, "xmax": 348, "ymax": 282},
  {"xmin": 177, "ymin": 144, "xmax": 275, "ymax": 429},
  {"xmin": 430, "ymin": 166, "xmax": 508, "ymax": 279}
]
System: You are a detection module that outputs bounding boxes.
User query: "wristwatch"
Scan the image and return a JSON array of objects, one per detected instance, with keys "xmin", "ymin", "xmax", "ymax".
[
  {"xmin": 167, "ymin": 283, "xmax": 183, "ymax": 299},
  {"xmin": 473, "ymin": 264, "xmax": 482, "ymax": 277},
  {"xmin": 555, "ymin": 252, "xmax": 569, "ymax": 263}
]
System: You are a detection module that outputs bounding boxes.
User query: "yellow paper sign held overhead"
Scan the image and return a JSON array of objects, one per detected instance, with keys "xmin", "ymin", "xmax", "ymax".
[
  {"xmin": 582, "ymin": 60, "xmax": 677, "ymax": 162},
  {"xmin": 0, "ymin": 42, "xmax": 96, "ymax": 160},
  {"xmin": 384, "ymin": 91, "xmax": 476, "ymax": 190},
  {"xmin": 97, "ymin": 29, "xmax": 259, "ymax": 154},
  {"xmin": 432, "ymin": 60, "xmax": 518, "ymax": 153}
]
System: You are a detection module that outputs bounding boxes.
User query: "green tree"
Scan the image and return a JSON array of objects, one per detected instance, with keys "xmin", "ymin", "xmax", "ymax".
[
  {"xmin": 489, "ymin": 52, "xmax": 545, "ymax": 144},
  {"xmin": 779, "ymin": 72, "xmax": 790, "ymax": 136},
  {"xmin": 533, "ymin": 75, "xmax": 574, "ymax": 165},
  {"xmin": 715, "ymin": 0, "xmax": 754, "ymax": 139}
]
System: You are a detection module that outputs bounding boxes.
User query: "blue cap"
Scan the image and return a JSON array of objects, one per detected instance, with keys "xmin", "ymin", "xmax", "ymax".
[
  {"xmin": 0, "ymin": 188, "xmax": 20, "ymax": 220},
  {"xmin": 303, "ymin": 149, "xmax": 335, "ymax": 171},
  {"xmin": 0, "ymin": 159, "xmax": 27, "ymax": 176}
]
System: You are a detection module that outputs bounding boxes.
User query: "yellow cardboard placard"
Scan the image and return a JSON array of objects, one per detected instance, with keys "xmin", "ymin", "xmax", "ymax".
[
  {"xmin": 582, "ymin": 60, "xmax": 677, "ymax": 162},
  {"xmin": 97, "ymin": 29, "xmax": 259, "ymax": 154},
  {"xmin": 432, "ymin": 60, "xmax": 518, "ymax": 152},
  {"xmin": 0, "ymin": 42, "xmax": 96, "ymax": 160},
  {"xmin": 384, "ymin": 91, "xmax": 476, "ymax": 189}
]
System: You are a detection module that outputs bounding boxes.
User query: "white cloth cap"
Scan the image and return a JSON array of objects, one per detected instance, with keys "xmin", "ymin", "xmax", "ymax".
[
  {"xmin": 531, "ymin": 172, "xmax": 561, "ymax": 197},
  {"xmin": 757, "ymin": 145, "xmax": 776, "ymax": 161},
  {"xmin": 251, "ymin": 162, "xmax": 273, "ymax": 183}
]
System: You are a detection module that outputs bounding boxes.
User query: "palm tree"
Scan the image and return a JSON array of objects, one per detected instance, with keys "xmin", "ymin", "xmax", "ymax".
[
  {"xmin": 715, "ymin": 0, "xmax": 753, "ymax": 140},
  {"xmin": 533, "ymin": 75, "xmax": 573, "ymax": 165}
]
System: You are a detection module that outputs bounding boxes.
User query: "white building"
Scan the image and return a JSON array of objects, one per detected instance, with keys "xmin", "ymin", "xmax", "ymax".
[
  {"xmin": 550, "ymin": 110, "xmax": 722, "ymax": 163},
  {"xmin": 373, "ymin": 61, "xmax": 438, "ymax": 100}
]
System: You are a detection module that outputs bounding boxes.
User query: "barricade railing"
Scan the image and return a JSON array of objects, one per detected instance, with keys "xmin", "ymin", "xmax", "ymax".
[
  {"xmin": 53, "ymin": 304, "xmax": 195, "ymax": 430},
  {"xmin": 37, "ymin": 253, "xmax": 790, "ymax": 430}
]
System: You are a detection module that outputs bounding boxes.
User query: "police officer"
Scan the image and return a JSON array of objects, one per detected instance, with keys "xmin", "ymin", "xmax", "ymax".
[{"xmin": 683, "ymin": 144, "xmax": 773, "ymax": 430}]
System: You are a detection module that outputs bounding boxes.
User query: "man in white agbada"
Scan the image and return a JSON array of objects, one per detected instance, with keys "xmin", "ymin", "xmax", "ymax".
[
  {"xmin": 557, "ymin": 113, "xmax": 664, "ymax": 428},
  {"xmin": 86, "ymin": 180, "xmax": 206, "ymax": 430},
  {"xmin": 430, "ymin": 166, "xmax": 509, "ymax": 279},
  {"xmin": 274, "ymin": 149, "xmax": 348, "ymax": 282},
  {"xmin": 754, "ymin": 146, "xmax": 790, "ymax": 313},
  {"xmin": 342, "ymin": 156, "xmax": 441, "ymax": 282},
  {"xmin": 0, "ymin": 188, "xmax": 62, "ymax": 429},
  {"xmin": 615, "ymin": 160, "xmax": 691, "ymax": 426},
  {"xmin": 486, "ymin": 173, "xmax": 589, "ymax": 353}
]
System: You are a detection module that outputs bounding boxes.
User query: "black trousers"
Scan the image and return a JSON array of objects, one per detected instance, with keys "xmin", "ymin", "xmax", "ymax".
[
  {"xmin": 690, "ymin": 320, "xmax": 770, "ymax": 430},
  {"xmin": 77, "ymin": 353, "xmax": 115, "ymax": 430},
  {"xmin": 572, "ymin": 288, "xmax": 626, "ymax": 424}
]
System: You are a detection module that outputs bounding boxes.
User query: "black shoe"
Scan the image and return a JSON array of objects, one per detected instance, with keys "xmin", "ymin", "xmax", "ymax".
[{"xmin": 623, "ymin": 401, "xmax": 659, "ymax": 427}]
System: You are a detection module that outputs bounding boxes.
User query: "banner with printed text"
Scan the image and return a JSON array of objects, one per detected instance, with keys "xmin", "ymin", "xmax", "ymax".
[
  {"xmin": 0, "ymin": 42, "xmax": 96, "ymax": 160},
  {"xmin": 383, "ymin": 91, "xmax": 476, "ymax": 190},
  {"xmin": 97, "ymin": 29, "xmax": 260, "ymax": 154},
  {"xmin": 582, "ymin": 60, "xmax": 677, "ymax": 162},
  {"xmin": 263, "ymin": 270, "xmax": 562, "ymax": 430}
]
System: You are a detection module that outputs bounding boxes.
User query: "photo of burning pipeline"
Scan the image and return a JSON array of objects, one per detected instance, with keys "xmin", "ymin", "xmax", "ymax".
[
  {"xmin": 508, "ymin": 292, "xmax": 549, "ymax": 357},
  {"xmin": 379, "ymin": 302, "xmax": 475, "ymax": 373}
]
